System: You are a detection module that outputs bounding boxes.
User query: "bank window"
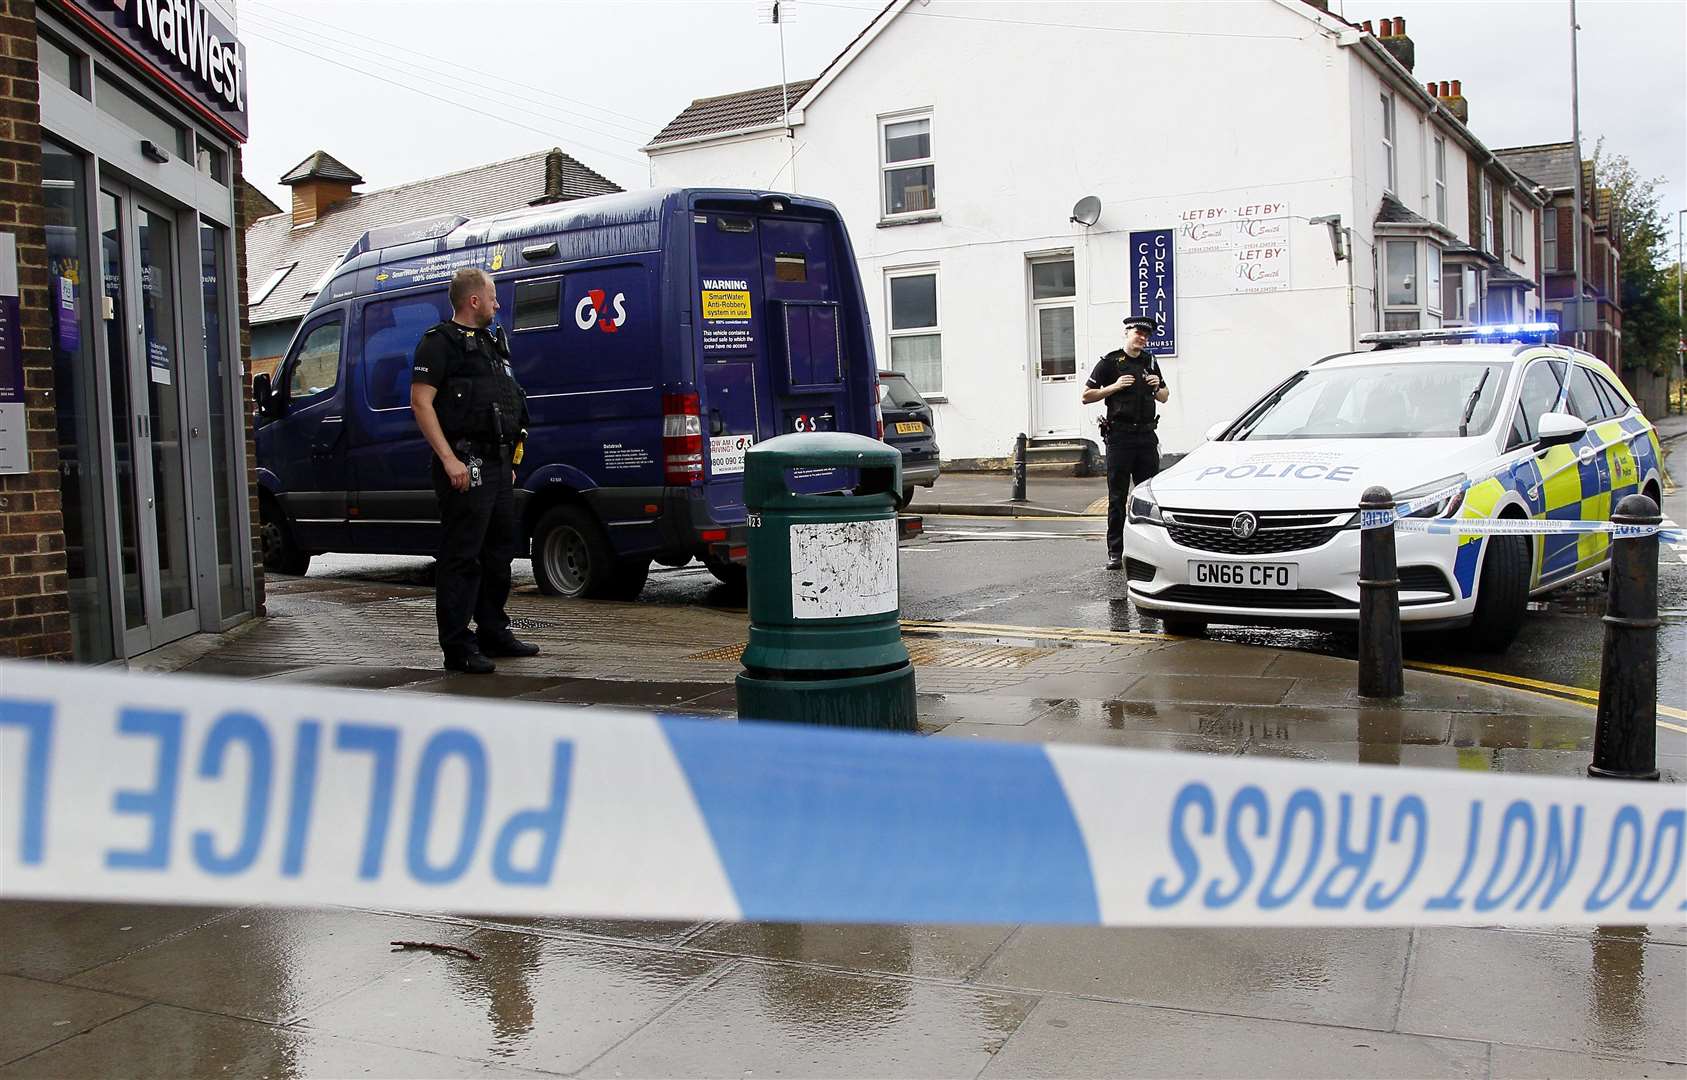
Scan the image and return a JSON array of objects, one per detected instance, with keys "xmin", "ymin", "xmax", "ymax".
[
  {"xmin": 1031, "ymin": 257, "xmax": 1076, "ymax": 380},
  {"xmin": 95, "ymin": 68, "xmax": 188, "ymax": 159},
  {"xmin": 39, "ymin": 32, "xmax": 85, "ymax": 96},
  {"xmin": 1380, "ymin": 94, "xmax": 1396, "ymax": 194},
  {"xmin": 1433, "ymin": 136, "xmax": 1447, "ymax": 224},
  {"xmin": 196, "ymin": 136, "xmax": 228, "ymax": 184},
  {"xmin": 512, "ymin": 277, "xmax": 562, "ymax": 331},
  {"xmin": 363, "ymin": 293, "xmax": 450, "ymax": 410},
  {"xmin": 1542, "ymin": 208, "xmax": 1557, "ymax": 270},
  {"xmin": 1509, "ymin": 206, "xmax": 1524, "ymax": 260},
  {"xmin": 886, "ymin": 269, "xmax": 941, "ymax": 394},
  {"xmin": 286, "ymin": 320, "xmax": 343, "ymax": 404},
  {"xmin": 881, "ymin": 112, "xmax": 936, "ymax": 218}
]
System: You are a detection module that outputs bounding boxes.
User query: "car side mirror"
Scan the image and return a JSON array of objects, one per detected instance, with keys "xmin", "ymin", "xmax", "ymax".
[
  {"xmin": 1535, "ymin": 412, "xmax": 1586, "ymax": 451},
  {"xmin": 253, "ymin": 373, "xmax": 276, "ymax": 419},
  {"xmin": 1204, "ymin": 421, "xmax": 1228, "ymax": 442}
]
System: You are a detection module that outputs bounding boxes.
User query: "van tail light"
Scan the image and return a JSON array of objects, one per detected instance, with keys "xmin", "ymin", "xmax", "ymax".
[
  {"xmin": 873, "ymin": 399, "xmax": 885, "ymax": 441},
  {"xmin": 663, "ymin": 392, "xmax": 704, "ymax": 485}
]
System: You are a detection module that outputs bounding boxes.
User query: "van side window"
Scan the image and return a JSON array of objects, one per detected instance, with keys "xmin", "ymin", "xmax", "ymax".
[
  {"xmin": 513, "ymin": 278, "xmax": 562, "ymax": 331},
  {"xmin": 362, "ymin": 291, "xmax": 451, "ymax": 410},
  {"xmin": 1508, "ymin": 360, "xmax": 1564, "ymax": 449},
  {"xmin": 287, "ymin": 320, "xmax": 343, "ymax": 404}
]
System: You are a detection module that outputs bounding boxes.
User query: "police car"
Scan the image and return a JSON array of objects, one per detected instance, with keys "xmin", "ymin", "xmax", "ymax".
[{"xmin": 1123, "ymin": 325, "xmax": 1666, "ymax": 651}]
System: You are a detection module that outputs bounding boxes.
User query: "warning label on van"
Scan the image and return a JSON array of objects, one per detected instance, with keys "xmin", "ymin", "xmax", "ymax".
[
  {"xmin": 709, "ymin": 433, "xmax": 754, "ymax": 476},
  {"xmin": 701, "ymin": 289, "xmax": 752, "ymax": 320}
]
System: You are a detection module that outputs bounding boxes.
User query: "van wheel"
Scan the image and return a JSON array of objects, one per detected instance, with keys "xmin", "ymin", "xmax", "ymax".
[
  {"xmin": 1462, "ymin": 534, "xmax": 1530, "ymax": 652},
  {"xmin": 532, "ymin": 504, "xmax": 617, "ymax": 599},
  {"xmin": 1161, "ymin": 617, "xmax": 1208, "ymax": 638},
  {"xmin": 610, "ymin": 558, "xmax": 651, "ymax": 600},
  {"xmin": 260, "ymin": 500, "xmax": 311, "ymax": 576}
]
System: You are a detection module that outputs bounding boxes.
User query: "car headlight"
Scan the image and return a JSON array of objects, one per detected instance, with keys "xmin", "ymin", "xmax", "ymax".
[
  {"xmin": 1127, "ymin": 480, "xmax": 1163, "ymax": 525},
  {"xmin": 1394, "ymin": 474, "xmax": 1468, "ymax": 519}
]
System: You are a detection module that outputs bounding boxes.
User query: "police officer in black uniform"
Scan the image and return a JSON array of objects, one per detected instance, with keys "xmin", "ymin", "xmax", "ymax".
[
  {"xmin": 410, "ymin": 267, "xmax": 539, "ymax": 674},
  {"xmin": 1084, "ymin": 315, "xmax": 1170, "ymax": 570}
]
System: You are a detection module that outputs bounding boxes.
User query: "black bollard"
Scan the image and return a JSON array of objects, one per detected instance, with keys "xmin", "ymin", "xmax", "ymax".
[
  {"xmin": 1358, "ymin": 485, "xmax": 1404, "ymax": 699},
  {"xmin": 1588, "ymin": 493, "xmax": 1661, "ymax": 782},
  {"xmin": 1011, "ymin": 432, "xmax": 1028, "ymax": 502}
]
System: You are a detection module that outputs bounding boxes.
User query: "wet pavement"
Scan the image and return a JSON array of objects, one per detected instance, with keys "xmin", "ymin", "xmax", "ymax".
[{"xmin": 5, "ymin": 566, "xmax": 1685, "ymax": 1077}]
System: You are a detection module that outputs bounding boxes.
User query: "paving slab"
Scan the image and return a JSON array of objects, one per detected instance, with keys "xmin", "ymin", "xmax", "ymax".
[
  {"xmin": 687, "ymin": 922, "xmax": 1017, "ymax": 982},
  {"xmin": 0, "ymin": 975, "xmax": 143, "ymax": 1066},
  {"xmin": 1127, "ymin": 672, "xmax": 1296, "ymax": 705},
  {"xmin": 1120, "ymin": 637, "xmax": 1283, "ymax": 676},
  {"xmin": 1032, "ymin": 697, "xmax": 1231, "ymax": 736},
  {"xmin": 513, "ymin": 678, "xmax": 728, "ymax": 709},
  {"xmin": 300, "ymin": 931, "xmax": 723, "ymax": 1075},
  {"xmin": 1397, "ymin": 927, "xmax": 1687, "ymax": 1062},
  {"xmin": 400, "ymin": 672, "xmax": 577, "ymax": 699},
  {"xmin": 1449, "ymin": 711, "xmax": 1600, "ymax": 751},
  {"xmin": 264, "ymin": 663, "xmax": 444, "ymax": 690},
  {"xmin": 979, "ymin": 995, "xmax": 1488, "ymax": 1079},
  {"xmin": 916, "ymin": 692, "xmax": 1071, "ymax": 727},
  {"xmin": 0, "ymin": 1003, "xmax": 533, "ymax": 1079},
  {"xmin": 0, "ymin": 901, "xmax": 235, "ymax": 981},
  {"xmin": 581, "ymin": 961, "xmax": 1037, "ymax": 1079},
  {"xmin": 465, "ymin": 917, "xmax": 706, "ymax": 945},
  {"xmin": 1487, "ymin": 1044, "xmax": 1687, "ymax": 1078},
  {"xmin": 1220, "ymin": 703, "xmax": 1454, "ymax": 746},
  {"xmin": 177, "ymin": 656, "xmax": 305, "ymax": 679},
  {"xmin": 976, "ymin": 926, "xmax": 1410, "ymax": 1030},
  {"xmin": 67, "ymin": 908, "xmax": 478, "ymax": 1025}
]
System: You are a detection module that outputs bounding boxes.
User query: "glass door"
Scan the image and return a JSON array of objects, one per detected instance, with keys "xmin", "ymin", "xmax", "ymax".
[
  {"xmin": 99, "ymin": 179, "xmax": 199, "ymax": 652},
  {"xmin": 1030, "ymin": 257, "xmax": 1079, "ymax": 436}
]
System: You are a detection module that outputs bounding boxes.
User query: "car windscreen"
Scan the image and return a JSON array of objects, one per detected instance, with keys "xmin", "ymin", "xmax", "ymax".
[
  {"xmin": 1232, "ymin": 361, "xmax": 1511, "ymax": 440},
  {"xmin": 879, "ymin": 374, "xmax": 925, "ymax": 408}
]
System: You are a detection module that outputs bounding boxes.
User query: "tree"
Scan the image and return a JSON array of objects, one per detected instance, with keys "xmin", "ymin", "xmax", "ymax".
[{"xmin": 1591, "ymin": 140, "xmax": 1682, "ymax": 375}]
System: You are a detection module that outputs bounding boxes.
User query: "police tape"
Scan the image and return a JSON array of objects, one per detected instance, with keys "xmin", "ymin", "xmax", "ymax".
[
  {"xmin": 3, "ymin": 663, "xmax": 1682, "ymax": 926},
  {"xmin": 1359, "ymin": 507, "xmax": 1684, "ymax": 542}
]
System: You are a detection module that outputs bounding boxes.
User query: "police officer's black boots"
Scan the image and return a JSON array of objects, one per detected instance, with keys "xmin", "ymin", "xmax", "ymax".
[
  {"xmin": 478, "ymin": 633, "xmax": 540, "ymax": 659},
  {"xmin": 444, "ymin": 650, "xmax": 497, "ymax": 675}
]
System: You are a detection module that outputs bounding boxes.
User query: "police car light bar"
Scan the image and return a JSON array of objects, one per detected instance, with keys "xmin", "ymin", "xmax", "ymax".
[{"xmin": 1359, "ymin": 322, "xmax": 1560, "ymax": 349}]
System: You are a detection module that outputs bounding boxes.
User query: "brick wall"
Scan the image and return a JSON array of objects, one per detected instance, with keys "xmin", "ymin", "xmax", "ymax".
[
  {"xmin": 0, "ymin": 2, "xmax": 72, "ymax": 660},
  {"xmin": 233, "ymin": 146, "xmax": 265, "ymax": 617}
]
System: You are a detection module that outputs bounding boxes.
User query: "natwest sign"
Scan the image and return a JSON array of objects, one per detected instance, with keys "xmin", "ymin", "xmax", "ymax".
[{"xmin": 57, "ymin": 0, "xmax": 249, "ymax": 141}]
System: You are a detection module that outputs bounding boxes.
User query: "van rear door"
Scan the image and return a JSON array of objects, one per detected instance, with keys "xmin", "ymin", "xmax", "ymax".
[{"xmin": 692, "ymin": 207, "xmax": 859, "ymax": 514}]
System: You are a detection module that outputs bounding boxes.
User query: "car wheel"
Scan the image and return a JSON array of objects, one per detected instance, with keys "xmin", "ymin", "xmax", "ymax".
[
  {"xmin": 532, "ymin": 504, "xmax": 617, "ymax": 599},
  {"xmin": 898, "ymin": 485, "xmax": 915, "ymax": 509},
  {"xmin": 260, "ymin": 499, "xmax": 311, "ymax": 576},
  {"xmin": 1462, "ymin": 534, "xmax": 1530, "ymax": 652},
  {"xmin": 1161, "ymin": 617, "xmax": 1208, "ymax": 638}
]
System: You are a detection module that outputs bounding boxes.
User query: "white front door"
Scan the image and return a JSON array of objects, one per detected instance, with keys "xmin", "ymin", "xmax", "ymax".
[{"xmin": 1030, "ymin": 257, "xmax": 1079, "ymax": 436}]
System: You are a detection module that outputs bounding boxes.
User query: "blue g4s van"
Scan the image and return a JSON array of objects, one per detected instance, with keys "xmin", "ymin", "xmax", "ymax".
[{"xmin": 254, "ymin": 188, "xmax": 883, "ymax": 599}]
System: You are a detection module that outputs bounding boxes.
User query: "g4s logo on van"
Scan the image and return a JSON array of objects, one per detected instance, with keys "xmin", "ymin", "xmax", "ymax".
[{"xmin": 575, "ymin": 290, "xmax": 627, "ymax": 334}]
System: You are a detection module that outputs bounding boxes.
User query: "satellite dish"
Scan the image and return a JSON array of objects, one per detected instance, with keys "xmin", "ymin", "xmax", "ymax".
[{"xmin": 1070, "ymin": 195, "xmax": 1102, "ymax": 227}]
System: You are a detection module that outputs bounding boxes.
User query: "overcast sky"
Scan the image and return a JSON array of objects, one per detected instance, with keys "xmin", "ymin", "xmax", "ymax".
[{"xmin": 238, "ymin": 0, "xmax": 1686, "ymax": 250}]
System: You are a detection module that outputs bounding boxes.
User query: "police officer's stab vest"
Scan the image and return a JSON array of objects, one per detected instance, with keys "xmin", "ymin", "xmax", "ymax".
[
  {"xmin": 427, "ymin": 321, "xmax": 527, "ymax": 444},
  {"xmin": 1103, "ymin": 349, "xmax": 1159, "ymax": 428}
]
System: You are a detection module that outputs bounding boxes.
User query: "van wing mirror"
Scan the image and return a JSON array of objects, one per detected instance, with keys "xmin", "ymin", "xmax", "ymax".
[
  {"xmin": 1535, "ymin": 412, "xmax": 1586, "ymax": 451},
  {"xmin": 253, "ymin": 373, "xmax": 276, "ymax": 419}
]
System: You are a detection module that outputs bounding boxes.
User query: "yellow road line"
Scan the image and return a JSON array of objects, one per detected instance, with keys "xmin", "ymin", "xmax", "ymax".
[{"xmin": 1406, "ymin": 660, "xmax": 1687, "ymax": 731}]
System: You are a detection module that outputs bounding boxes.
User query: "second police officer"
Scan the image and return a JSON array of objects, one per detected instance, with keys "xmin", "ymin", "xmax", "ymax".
[
  {"xmin": 410, "ymin": 267, "xmax": 540, "ymax": 674},
  {"xmin": 1083, "ymin": 314, "xmax": 1170, "ymax": 571}
]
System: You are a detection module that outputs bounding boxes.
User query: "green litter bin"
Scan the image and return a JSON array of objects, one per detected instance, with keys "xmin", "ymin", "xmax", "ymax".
[{"xmin": 736, "ymin": 432, "xmax": 916, "ymax": 731}]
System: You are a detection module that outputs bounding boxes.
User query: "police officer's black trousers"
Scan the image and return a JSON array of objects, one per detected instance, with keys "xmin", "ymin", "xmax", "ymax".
[
  {"xmin": 432, "ymin": 454, "xmax": 517, "ymax": 658},
  {"xmin": 1106, "ymin": 433, "xmax": 1161, "ymax": 561}
]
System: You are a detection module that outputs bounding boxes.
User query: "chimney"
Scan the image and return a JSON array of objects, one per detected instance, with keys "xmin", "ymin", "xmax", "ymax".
[
  {"xmin": 1379, "ymin": 16, "xmax": 1415, "ymax": 71},
  {"xmin": 530, "ymin": 147, "xmax": 573, "ymax": 206},
  {"xmin": 278, "ymin": 151, "xmax": 363, "ymax": 229},
  {"xmin": 1435, "ymin": 79, "xmax": 1468, "ymax": 124},
  {"xmin": 1361, "ymin": 19, "xmax": 1373, "ymax": 33}
]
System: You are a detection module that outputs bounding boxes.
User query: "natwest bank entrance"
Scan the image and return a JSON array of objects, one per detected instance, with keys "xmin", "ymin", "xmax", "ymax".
[{"xmin": 1, "ymin": 0, "xmax": 257, "ymax": 662}]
